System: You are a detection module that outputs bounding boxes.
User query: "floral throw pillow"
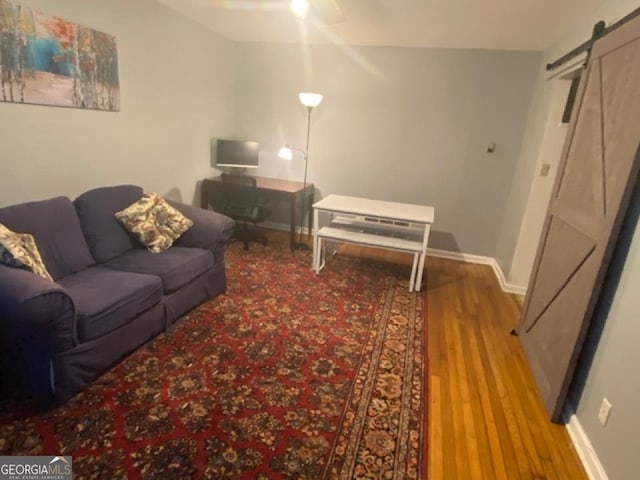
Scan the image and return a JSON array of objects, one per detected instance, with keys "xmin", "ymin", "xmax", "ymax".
[
  {"xmin": 115, "ymin": 193, "xmax": 193, "ymax": 253},
  {"xmin": 0, "ymin": 224, "xmax": 53, "ymax": 280}
]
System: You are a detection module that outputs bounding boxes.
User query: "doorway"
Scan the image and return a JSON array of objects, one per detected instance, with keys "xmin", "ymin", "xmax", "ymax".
[{"xmin": 508, "ymin": 60, "xmax": 586, "ymax": 287}]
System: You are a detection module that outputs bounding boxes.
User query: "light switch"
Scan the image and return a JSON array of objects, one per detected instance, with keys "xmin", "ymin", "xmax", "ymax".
[{"xmin": 540, "ymin": 163, "xmax": 551, "ymax": 177}]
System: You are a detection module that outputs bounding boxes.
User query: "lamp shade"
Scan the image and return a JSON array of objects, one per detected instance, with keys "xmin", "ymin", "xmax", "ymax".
[
  {"xmin": 278, "ymin": 145, "xmax": 293, "ymax": 161},
  {"xmin": 298, "ymin": 92, "xmax": 323, "ymax": 108}
]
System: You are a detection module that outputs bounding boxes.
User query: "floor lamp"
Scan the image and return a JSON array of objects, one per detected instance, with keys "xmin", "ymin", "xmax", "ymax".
[{"xmin": 278, "ymin": 92, "xmax": 323, "ymax": 250}]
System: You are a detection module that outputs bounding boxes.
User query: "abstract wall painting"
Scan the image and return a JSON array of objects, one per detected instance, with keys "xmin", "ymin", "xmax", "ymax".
[{"xmin": 0, "ymin": 0, "xmax": 119, "ymax": 111}]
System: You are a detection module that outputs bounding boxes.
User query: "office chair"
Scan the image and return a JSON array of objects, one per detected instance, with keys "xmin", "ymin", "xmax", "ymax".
[{"xmin": 220, "ymin": 173, "xmax": 271, "ymax": 250}]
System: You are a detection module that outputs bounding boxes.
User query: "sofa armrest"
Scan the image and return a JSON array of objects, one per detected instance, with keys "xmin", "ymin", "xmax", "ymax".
[
  {"xmin": 0, "ymin": 265, "xmax": 77, "ymax": 353},
  {"xmin": 169, "ymin": 201, "xmax": 235, "ymax": 256}
]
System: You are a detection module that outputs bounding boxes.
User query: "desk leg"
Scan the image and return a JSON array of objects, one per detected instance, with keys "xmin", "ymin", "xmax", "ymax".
[
  {"xmin": 307, "ymin": 191, "xmax": 314, "ymax": 237},
  {"xmin": 200, "ymin": 181, "xmax": 210, "ymax": 209},
  {"xmin": 289, "ymin": 196, "xmax": 297, "ymax": 251}
]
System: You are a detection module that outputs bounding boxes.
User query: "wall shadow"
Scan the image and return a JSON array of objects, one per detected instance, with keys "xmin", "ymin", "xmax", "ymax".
[{"xmin": 427, "ymin": 230, "xmax": 461, "ymax": 253}]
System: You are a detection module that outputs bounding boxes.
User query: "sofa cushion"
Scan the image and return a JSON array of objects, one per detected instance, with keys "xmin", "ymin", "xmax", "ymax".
[
  {"xmin": 102, "ymin": 247, "xmax": 213, "ymax": 294},
  {"xmin": 73, "ymin": 185, "xmax": 144, "ymax": 263},
  {"xmin": 0, "ymin": 197, "xmax": 95, "ymax": 280},
  {"xmin": 0, "ymin": 224, "xmax": 52, "ymax": 279},
  {"xmin": 115, "ymin": 193, "xmax": 193, "ymax": 253},
  {"xmin": 57, "ymin": 266, "xmax": 163, "ymax": 342}
]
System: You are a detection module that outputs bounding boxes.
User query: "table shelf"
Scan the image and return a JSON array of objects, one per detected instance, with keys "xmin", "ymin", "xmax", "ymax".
[
  {"xmin": 317, "ymin": 226, "xmax": 423, "ymax": 253},
  {"xmin": 312, "ymin": 195, "xmax": 434, "ymax": 292}
]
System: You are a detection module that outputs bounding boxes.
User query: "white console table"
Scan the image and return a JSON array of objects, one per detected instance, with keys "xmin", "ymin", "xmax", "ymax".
[{"xmin": 312, "ymin": 194, "xmax": 435, "ymax": 292}]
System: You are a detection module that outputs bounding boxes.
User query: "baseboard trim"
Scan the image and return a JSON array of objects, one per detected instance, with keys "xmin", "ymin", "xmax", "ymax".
[
  {"xmin": 426, "ymin": 248, "xmax": 527, "ymax": 295},
  {"xmin": 563, "ymin": 409, "xmax": 609, "ymax": 480},
  {"xmin": 258, "ymin": 227, "xmax": 528, "ymax": 296}
]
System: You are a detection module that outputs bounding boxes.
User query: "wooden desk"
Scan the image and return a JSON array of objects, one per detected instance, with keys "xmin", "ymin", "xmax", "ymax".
[
  {"xmin": 201, "ymin": 176, "xmax": 314, "ymax": 251},
  {"xmin": 312, "ymin": 194, "xmax": 435, "ymax": 291}
]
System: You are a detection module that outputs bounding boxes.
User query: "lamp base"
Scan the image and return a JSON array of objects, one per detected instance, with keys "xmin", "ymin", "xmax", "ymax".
[{"xmin": 292, "ymin": 242, "xmax": 311, "ymax": 251}]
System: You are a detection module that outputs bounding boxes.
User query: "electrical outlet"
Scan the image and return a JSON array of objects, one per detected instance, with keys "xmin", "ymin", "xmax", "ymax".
[{"xmin": 598, "ymin": 398, "xmax": 612, "ymax": 426}]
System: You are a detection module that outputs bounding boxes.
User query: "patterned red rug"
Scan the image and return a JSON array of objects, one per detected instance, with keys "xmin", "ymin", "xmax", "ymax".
[{"xmin": 0, "ymin": 241, "xmax": 425, "ymax": 479}]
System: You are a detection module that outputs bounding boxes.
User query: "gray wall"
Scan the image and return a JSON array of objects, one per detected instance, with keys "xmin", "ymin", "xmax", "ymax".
[
  {"xmin": 497, "ymin": 0, "xmax": 640, "ymax": 279},
  {"xmin": 570, "ymin": 180, "xmax": 640, "ymax": 480},
  {"xmin": 565, "ymin": 3, "xmax": 640, "ymax": 479},
  {"xmin": 494, "ymin": 57, "xmax": 552, "ymax": 276},
  {"xmin": 233, "ymin": 43, "xmax": 540, "ymax": 257},
  {"xmin": 0, "ymin": 0, "xmax": 236, "ymax": 207},
  {"xmin": 502, "ymin": 0, "xmax": 640, "ymax": 477}
]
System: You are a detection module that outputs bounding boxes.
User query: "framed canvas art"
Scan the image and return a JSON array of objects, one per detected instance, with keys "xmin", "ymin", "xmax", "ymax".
[{"xmin": 0, "ymin": 0, "xmax": 120, "ymax": 111}]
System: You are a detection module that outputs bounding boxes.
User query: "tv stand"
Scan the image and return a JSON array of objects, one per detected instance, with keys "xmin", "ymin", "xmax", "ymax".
[{"xmin": 312, "ymin": 195, "xmax": 435, "ymax": 292}]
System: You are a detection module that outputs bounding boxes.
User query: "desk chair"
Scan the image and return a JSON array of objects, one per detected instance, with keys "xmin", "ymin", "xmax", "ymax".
[{"xmin": 220, "ymin": 173, "xmax": 271, "ymax": 250}]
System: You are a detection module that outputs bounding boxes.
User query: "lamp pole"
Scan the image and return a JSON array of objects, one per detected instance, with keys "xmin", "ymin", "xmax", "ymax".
[
  {"xmin": 296, "ymin": 92, "xmax": 322, "ymax": 248},
  {"xmin": 297, "ymin": 105, "xmax": 313, "ymax": 248},
  {"xmin": 280, "ymin": 145, "xmax": 310, "ymax": 250},
  {"xmin": 278, "ymin": 92, "xmax": 322, "ymax": 250}
]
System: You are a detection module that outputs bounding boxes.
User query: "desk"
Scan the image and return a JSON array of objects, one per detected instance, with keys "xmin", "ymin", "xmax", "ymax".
[
  {"xmin": 312, "ymin": 194, "xmax": 435, "ymax": 292},
  {"xmin": 201, "ymin": 176, "xmax": 314, "ymax": 251}
]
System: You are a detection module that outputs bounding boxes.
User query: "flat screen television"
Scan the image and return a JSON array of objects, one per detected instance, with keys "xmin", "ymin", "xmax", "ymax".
[{"xmin": 214, "ymin": 138, "xmax": 259, "ymax": 169}]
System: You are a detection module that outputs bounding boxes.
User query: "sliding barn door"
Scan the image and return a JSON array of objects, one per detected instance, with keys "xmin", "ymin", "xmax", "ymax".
[{"xmin": 518, "ymin": 15, "xmax": 640, "ymax": 421}]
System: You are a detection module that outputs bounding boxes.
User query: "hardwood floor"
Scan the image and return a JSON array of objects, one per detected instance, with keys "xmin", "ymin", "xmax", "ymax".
[
  {"xmin": 257, "ymin": 229, "xmax": 587, "ymax": 479},
  {"xmin": 425, "ymin": 256, "xmax": 586, "ymax": 480}
]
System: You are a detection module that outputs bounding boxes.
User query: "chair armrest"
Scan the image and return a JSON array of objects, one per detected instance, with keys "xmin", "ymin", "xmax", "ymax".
[
  {"xmin": 0, "ymin": 265, "xmax": 77, "ymax": 353},
  {"xmin": 169, "ymin": 201, "xmax": 235, "ymax": 256}
]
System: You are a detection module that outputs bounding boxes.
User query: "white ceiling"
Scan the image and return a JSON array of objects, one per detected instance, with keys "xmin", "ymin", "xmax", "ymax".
[{"xmin": 155, "ymin": 0, "xmax": 606, "ymax": 51}]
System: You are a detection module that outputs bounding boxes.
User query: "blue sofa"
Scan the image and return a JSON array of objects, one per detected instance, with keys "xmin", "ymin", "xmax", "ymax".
[{"xmin": 0, "ymin": 185, "xmax": 234, "ymax": 405}]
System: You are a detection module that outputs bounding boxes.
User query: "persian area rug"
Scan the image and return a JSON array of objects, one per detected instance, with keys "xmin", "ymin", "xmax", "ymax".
[{"xmin": 0, "ymin": 242, "xmax": 425, "ymax": 479}]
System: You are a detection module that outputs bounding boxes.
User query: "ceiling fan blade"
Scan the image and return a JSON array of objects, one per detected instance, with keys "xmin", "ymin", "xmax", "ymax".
[{"xmin": 310, "ymin": 0, "xmax": 346, "ymax": 24}]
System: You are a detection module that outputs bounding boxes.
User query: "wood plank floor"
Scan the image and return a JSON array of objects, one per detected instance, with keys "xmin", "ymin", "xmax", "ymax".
[
  {"xmin": 257, "ymin": 230, "xmax": 587, "ymax": 479},
  {"xmin": 424, "ymin": 255, "xmax": 586, "ymax": 480}
]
